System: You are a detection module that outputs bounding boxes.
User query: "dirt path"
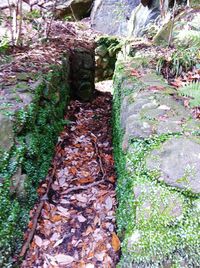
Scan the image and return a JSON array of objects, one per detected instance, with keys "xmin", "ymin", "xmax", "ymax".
[{"xmin": 21, "ymin": 91, "xmax": 120, "ymax": 268}]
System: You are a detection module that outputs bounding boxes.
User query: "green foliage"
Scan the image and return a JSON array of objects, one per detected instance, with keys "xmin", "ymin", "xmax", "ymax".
[
  {"xmin": 174, "ymin": 13, "xmax": 200, "ymax": 48},
  {"xmin": 156, "ymin": 47, "xmax": 199, "ymax": 77},
  {"xmin": 178, "ymin": 82, "xmax": 200, "ymax": 107},
  {"xmin": 0, "ymin": 35, "xmax": 9, "ymax": 54}
]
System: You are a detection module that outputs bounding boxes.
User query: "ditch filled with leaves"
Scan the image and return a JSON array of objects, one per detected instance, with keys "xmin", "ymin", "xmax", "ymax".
[{"xmin": 20, "ymin": 91, "xmax": 120, "ymax": 267}]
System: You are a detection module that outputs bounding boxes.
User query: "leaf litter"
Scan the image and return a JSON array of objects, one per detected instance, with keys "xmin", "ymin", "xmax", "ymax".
[{"xmin": 21, "ymin": 91, "xmax": 119, "ymax": 267}]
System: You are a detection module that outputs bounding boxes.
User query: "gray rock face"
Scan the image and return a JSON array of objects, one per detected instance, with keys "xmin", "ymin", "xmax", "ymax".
[
  {"xmin": 91, "ymin": 0, "xmax": 140, "ymax": 36},
  {"xmin": 146, "ymin": 137, "xmax": 200, "ymax": 194},
  {"xmin": 120, "ymin": 72, "xmax": 200, "ymax": 148},
  {"xmin": 128, "ymin": 4, "xmax": 160, "ymax": 37}
]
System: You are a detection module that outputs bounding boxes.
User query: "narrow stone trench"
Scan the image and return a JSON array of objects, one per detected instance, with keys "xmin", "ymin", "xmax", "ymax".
[{"xmin": 21, "ymin": 89, "xmax": 120, "ymax": 267}]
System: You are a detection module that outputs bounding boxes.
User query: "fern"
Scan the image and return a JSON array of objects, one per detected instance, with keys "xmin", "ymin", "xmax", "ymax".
[{"xmin": 178, "ymin": 82, "xmax": 200, "ymax": 107}]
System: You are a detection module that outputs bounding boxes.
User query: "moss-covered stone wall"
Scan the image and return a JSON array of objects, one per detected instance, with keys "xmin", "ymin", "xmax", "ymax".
[
  {"xmin": 113, "ymin": 54, "xmax": 200, "ymax": 267},
  {"xmin": 0, "ymin": 56, "xmax": 71, "ymax": 266}
]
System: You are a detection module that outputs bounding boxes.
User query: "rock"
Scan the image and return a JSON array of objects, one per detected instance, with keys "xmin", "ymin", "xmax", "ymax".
[
  {"xmin": 0, "ymin": 113, "xmax": 14, "ymax": 152},
  {"xmin": 146, "ymin": 137, "xmax": 200, "ymax": 194},
  {"xmin": 0, "ymin": 0, "xmax": 30, "ymax": 11},
  {"xmin": 91, "ymin": 0, "xmax": 140, "ymax": 36},
  {"xmin": 95, "ymin": 45, "xmax": 107, "ymax": 57},
  {"xmin": 54, "ymin": 0, "xmax": 93, "ymax": 20},
  {"xmin": 133, "ymin": 183, "xmax": 184, "ymax": 224},
  {"xmin": 10, "ymin": 167, "xmax": 27, "ymax": 197},
  {"xmin": 128, "ymin": 3, "xmax": 160, "ymax": 37},
  {"xmin": 153, "ymin": 10, "xmax": 200, "ymax": 46}
]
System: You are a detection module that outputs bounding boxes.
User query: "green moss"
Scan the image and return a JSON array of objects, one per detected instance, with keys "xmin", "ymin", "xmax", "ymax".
[{"xmin": 0, "ymin": 63, "xmax": 70, "ymax": 266}]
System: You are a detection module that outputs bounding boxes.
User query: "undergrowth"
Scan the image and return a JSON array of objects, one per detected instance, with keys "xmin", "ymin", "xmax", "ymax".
[{"xmin": 178, "ymin": 82, "xmax": 200, "ymax": 107}]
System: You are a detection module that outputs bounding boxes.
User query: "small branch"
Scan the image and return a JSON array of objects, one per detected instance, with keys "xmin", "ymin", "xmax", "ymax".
[
  {"xmin": 91, "ymin": 133, "xmax": 106, "ymax": 179},
  {"xmin": 63, "ymin": 179, "xmax": 105, "ymax": 195},
  {"xmin": 19, "ymin": 164, "xmax": 57, "ymax": 258},
  {"xmin": 70, "ymin": 5, "xmax": 78, "ymax": 21}
]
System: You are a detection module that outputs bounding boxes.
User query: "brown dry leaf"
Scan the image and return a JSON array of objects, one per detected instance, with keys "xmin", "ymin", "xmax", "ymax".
[
  {"xmin": 28, "ymin": 221, "xmax": 33, "ymax": 229},
  {"xmin": 69, "ymin": 167, "xmax": 77, "ymax": 175},
  {"xmin": 130, "ymin": 69, "xmax": 141, "ymax": 77},
  {"xmin": 82, "ymin": 171, "xmax": 90, "ymax": 177},
  {"xmin": 50, "ymin": 215, "xmax": 62, "ymax": 223},
  {"xmin": 147, "ymin": 85, "xmax": 165, "ymax": 91},
  {"xmin": 111, "ymin": 232, "xmax": 121, "ymax": 252},
  {"xmin": 55, "ymin": 254, "xmax": 74, "ymax": 264},
  {"xmin": 76, "ymin": 177, "xmax": 95, "ymax": 184},
  {"xmin": 34, "ymin": 235, "xmax": 43, "ymax": 247},
  {"xmin": 108, "ymin": 175, "xmax": 116, "ymax": 183}
]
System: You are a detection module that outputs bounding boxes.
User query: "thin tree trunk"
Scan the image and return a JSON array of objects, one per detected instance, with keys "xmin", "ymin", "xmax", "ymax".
[
  {"xmin": 16, "ymin": 0, "xmax": 23, "ymax": 45},
  {"xmin": 168, "ymin": 0, "xmax": 176, "ymax": 47}
]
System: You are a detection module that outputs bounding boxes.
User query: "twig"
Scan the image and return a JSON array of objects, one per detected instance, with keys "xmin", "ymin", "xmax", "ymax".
[
  {"xmin": 63, "ymin": 179, "xmax": 105, "ymax": 195},
  {"xmin": 91, "ymin": 133, "xmax": 106, "ymax": 179},
  {"xmin": 70, "ymin": 5, "xmax": 78, "ymax": 21},
  {"xmin": 19, "ymin": 164, "xmax": 57, "ymax": 258}
]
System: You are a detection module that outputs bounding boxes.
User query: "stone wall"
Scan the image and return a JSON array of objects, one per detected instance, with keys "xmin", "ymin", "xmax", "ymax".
[
  {"xmin": 113, "ymin": 53, "xmax": 200, "ymax": 267},
  {"xmin": 0, "ymin": 45, "xmax": 95, "ymax": 266},
  {"xmin": 95, "ymin": 36, "xmax": 121, "ymax": 81}
]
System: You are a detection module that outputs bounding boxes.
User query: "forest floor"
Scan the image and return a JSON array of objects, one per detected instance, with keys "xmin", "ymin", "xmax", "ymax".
[{"xmin": 21, "ymin": 90, "xmax": 120, "ymax": 268}]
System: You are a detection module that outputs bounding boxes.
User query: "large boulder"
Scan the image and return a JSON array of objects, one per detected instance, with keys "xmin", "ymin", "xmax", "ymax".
[
  {"xmin": 91, "ymin": 0, "xmax": 140, "ymax": 36},
  {"xmin": 128, "ymin": 0, "xmax": 165, "ymax": 37},
  {"xmin": 54, "ymin": 0, "xmax": 94, "ymax": 19}
]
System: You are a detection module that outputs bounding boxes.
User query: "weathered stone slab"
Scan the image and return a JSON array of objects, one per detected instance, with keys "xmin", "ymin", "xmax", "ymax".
[
  {"xmin": 121, "ymin": 88, "xmax": 200, "ymax": 144},
  {"xmin": 146, "ymin": 137, "xmax": 200, "ymax": 194}
]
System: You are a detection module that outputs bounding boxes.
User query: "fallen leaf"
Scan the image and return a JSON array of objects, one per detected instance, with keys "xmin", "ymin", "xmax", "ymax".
[
  {"xmin": 75, "ymin": 194, "xmax": 88, "ymax": 203},
  {"xmin": 53, "ymin": 237, "xmax": 64, "ymax": 248},
  {"xmin": 130, "ymin": 69, "xmax": 141, "ymax": 77},
  {"xmin": 55, "ymin": 254, "xmax": 74, "ymax": 264},
  {"xmin": 105, "ymin": 196, "xmax": 113, "ymax": 210},
  {"xmin": 76, "ymin": 177, "xmax": 95, "ymax": 184},
  {"xmin": 147, "ymin": 85, "xmax": 165, "ymax": 91},
  {"xmin": 57, "ymin": 206, "xmax": 70, "ymax": 217},
  {"xmin": 50, "ymin": 215, "xmax": 62, "ymax": 223},
  {"xmin": 77, "ymin": 215, "xmax": 87, "ymax": 222},
  {"xmin": 34, "ymin": 235, "xmax": 43, "ymax": 247},
  {"xmin": 111, "ymin": 232, "xmax": 121, "ymax": 252}
]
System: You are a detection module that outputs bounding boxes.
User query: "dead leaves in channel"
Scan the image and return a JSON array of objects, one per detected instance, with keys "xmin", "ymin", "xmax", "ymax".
[{"xmin": 21, "ymin": 94, "xmax": 119, "ymax": 267}]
